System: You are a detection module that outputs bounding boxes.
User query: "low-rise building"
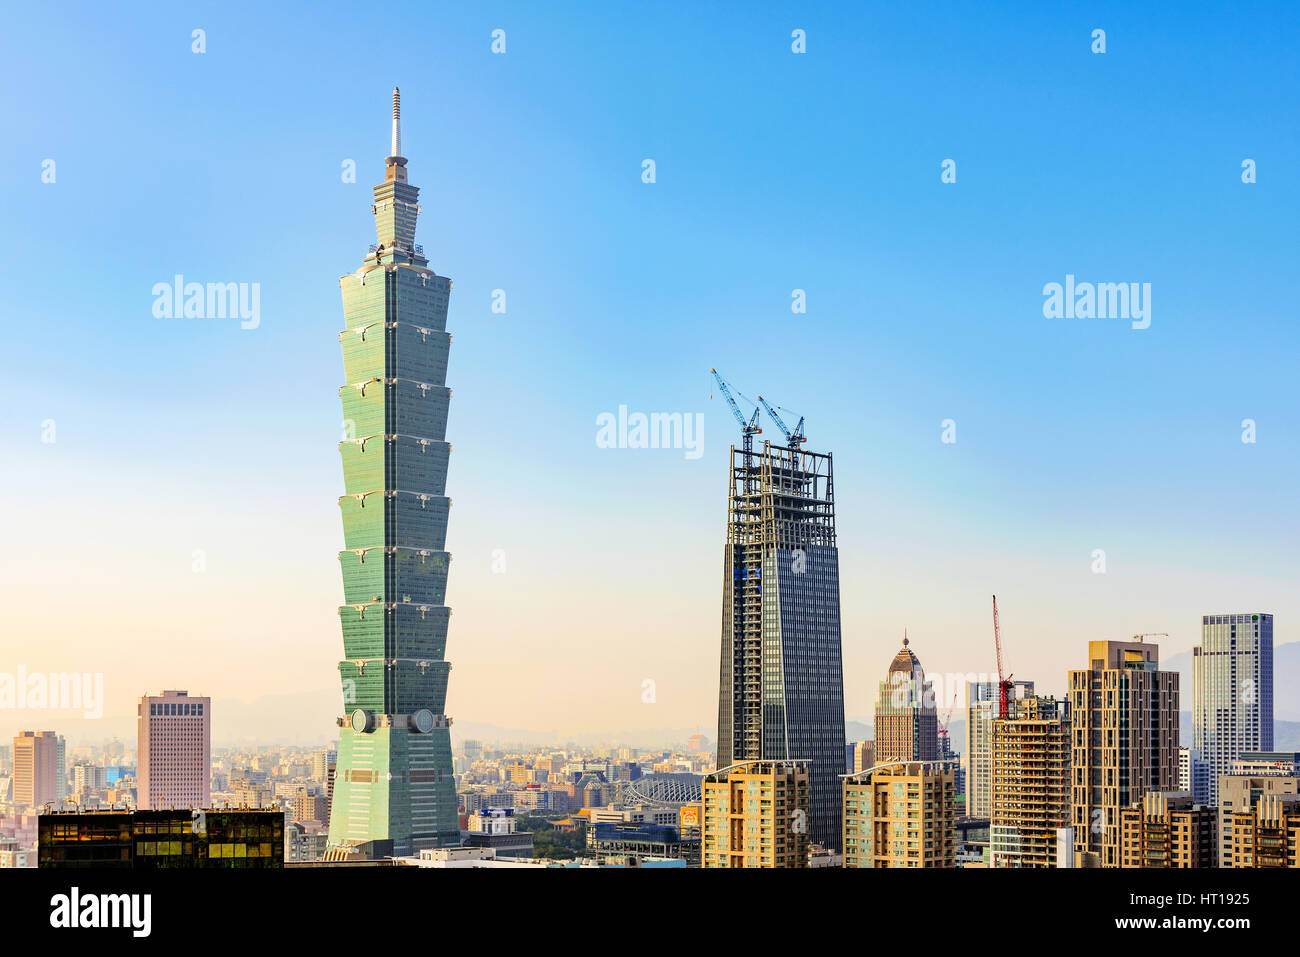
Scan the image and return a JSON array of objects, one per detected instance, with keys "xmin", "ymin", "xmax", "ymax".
[
  {"xmin": 1119, "ymin": 791, "xmax": 1216, "ymax": 868},
  {"xmin": 38, "ymin": 809, "xmax": 284, "ymax": 868}
]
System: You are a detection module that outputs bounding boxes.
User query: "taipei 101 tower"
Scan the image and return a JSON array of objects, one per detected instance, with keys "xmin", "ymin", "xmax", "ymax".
[{"xmin": 327, "ymin": 89, "xmax": 461, "ymax": 855}]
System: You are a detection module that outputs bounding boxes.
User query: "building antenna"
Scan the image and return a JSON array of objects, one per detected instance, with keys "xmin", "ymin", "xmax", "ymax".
[{"xmin": 391, "ymin": 87, "xmax": 401, "ymax": 158}]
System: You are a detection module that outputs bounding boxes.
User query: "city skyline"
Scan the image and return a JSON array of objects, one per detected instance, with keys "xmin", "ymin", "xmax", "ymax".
[{"xmin": 4, "ymin": 4, "xmax": 1298, "ymax": 744}]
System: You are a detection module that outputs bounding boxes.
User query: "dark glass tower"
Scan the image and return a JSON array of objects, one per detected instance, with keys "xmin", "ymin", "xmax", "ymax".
[
  {"xmin": 716, "ymin": 440, "xmax": 847, "ymax": 850},
  {"xmin": 326, "ymin": 89, "xmax": 460, "ymax": 855}
]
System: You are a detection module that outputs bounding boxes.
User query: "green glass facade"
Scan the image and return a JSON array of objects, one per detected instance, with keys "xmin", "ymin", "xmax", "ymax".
[{"xmin": 327, "ymin": 92, "xmax": 460, "ymax": 855}]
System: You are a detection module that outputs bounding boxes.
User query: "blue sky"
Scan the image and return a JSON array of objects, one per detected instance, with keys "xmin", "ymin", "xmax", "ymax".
[{"xmin": 1, "ymin": 2, "xmax": 1297, "ymax": 742}]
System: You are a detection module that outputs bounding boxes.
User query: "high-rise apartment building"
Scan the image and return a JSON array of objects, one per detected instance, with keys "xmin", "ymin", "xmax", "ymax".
[
  {"xmin": 990, "ymin": 696, "xmax": 1070, "ymax": 868},
  {"xmin": 842, "ymin": 760, "xmax": 955, "ymax": 868},
  {"xmin": 715, "ymin": 440, "xmax": 845, "ymax": 850},
  {"xmin": 72, "ymin": 763, "xmax": 108, "ymax": 798},
  {"xmin": 326, "ymin": 90, "xmax": 460, "ymax": 856},
  {"xmin": 1224, "ymin": 793, "xmax": 1300, "ymax": 868},
  {"xmin": 965, "ymin": 679, "xmax": 1034, "ymax": 819},
  {"xmin": 701, "ymin": 761, "xmax": 810, "ymax": 868},
  {"xmin": 12, "ymin": 731, "xmax": 60, "ymax": 809},
  {"xmin": 1218, "ymin": 762, "xmax": 1300, "ymax": 867},
  {"xmin": 137, "ymin": 690, "xmax": 210, "ymax": 810},
  {"xmin": 873, "ymin": 635, "xmax": 938, "ymax": 765},
  {"xmin": 1193, "ymin": 613, "xmax": 1273, "ymax": 806},
  {"xmin": 1119, "ymin": 791, "xmax": 1216, "ymax": 868},
  {"xmin": 1069, "ymin": 639, "xmax": 1179, "ymax": 867}
]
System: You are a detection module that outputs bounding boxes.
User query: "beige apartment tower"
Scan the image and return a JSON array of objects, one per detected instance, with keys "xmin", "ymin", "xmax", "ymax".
[
  {"xmin": 137, "ymin": 689, "xmax": 211, "ymax": 810},
  {"xmin": 1119, "ymin": 791, "xmax": 1216, "ymax": 868},
  {"xmin": 702, "ymin": 761, "xmax": 810, "ymax": 868},
  {"xmin": 1069, "ymin": 639, "xmax": 1178, "ymax": 867},
  {"xmin": 990, "ymin": 696, "xmax": 1070, "ymax": 867},
  {"xmin": 1222, "ymin": 782, "xmax": 1300, "ymax": 868},
  {"xmin": 12, "ymin": 731, "xmax": 60, "ymax": 809},
  {"xmin": 842, "ymin": 760, "xmax": 955, "ymax": 867}
]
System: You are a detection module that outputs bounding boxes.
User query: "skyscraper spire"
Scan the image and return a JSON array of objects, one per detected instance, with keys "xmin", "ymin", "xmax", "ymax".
[
  {"xmin": 391, "ymin": 86, "xmax": 402, "ymax": 158},
  {"xmin": 329, "ymin": 87, "xmax": 458, "ymax": 857}
]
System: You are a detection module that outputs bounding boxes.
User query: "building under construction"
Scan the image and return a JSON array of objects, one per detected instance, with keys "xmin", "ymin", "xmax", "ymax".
[
  {"xmin": 715, "ymin": 439, "xmax": 846, "ymax": 851},
  {"xmin": 990, "ymin": 695, "xmax": 1072, "ymax": 867}
]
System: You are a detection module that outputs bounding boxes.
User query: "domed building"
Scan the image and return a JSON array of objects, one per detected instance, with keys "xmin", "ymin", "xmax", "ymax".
[{"xmin": 873, "ymin": 633, "xmax": 939, "ymax": 763}]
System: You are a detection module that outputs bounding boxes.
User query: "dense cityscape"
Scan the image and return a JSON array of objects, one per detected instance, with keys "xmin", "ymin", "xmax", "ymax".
[{"xmin": 2, "ymin": 89, "xmax": 1293, "ymax": 880}]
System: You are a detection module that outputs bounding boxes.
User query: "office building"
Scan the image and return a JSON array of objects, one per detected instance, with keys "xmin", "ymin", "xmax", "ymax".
[
  {"xmin": 1119, "ymin": 792, "xmax": 1216, "ymax": 868},
  {"xmin": 842, "ymin": 760, "xmax": 955, "ymax": 868},
  {"xmin": 990, "ymin": 696, "xmax": 1070, "ymax": 868},
  {"xmin": 873, "ymin": 635, "xmax": 938, "ymax": 764},
  {"xmin": 1178, "ymin": 746, "xmax": 1210, "ymax": 806},
  {"xmin": 1233, "ymin": 751, "xmax": 1300, "ymax": 776},
  {"xmin": 12, "ymin": 732, "xmax": 60, "ymax": 809},
  {"xmin": 327, "ymin": 89, "xmax": 460, "ymax": 856},
  {"xmin": 1069, "ymin": 638, "xmax": 1179, "ymax": 867},
  {"xmin": 702, "ymin": 761, "xmax": 810, "ymax": 868},
  {"xmin": 38, "ymin": 809, "xmax": 284, "ymax": 868},
  {"xmin": 1193, "ymin": 613, "xmax": 1273, "ymax": 806},
  {"xmin": 55, "ymin": 736, "xmax": 66, "ymax": 803},
  {"xmin": 137, "ymin": 690, "xmax": 210, "ymax": 810},
  {"xmin": 588, "ymin": 822, "xmax": 700, "ymax": 865},
  {"xmin": 966, "ymin": 679, "xmax": 1034, "ymax": 819},
  {"xmin": 851, "ymin": 740, "xmax": 874, "ymax": 773},
  {"xmin": 715, "ymin": 438, "xmax": 846, "ymax": 851}
]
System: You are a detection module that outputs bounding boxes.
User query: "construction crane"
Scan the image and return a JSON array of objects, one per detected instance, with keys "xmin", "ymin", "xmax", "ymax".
[
  {"xmin": 756, "ymin": 395, "xmax": 807, "ymax": 450},
  {"xmin": 1132, "ymin": 633, "xmax": 1169, "ymax": 642},
  {"xmin": 993, "ymin": 594, "xmax": 1014, "ymax": 720},
  {"xmin": 710, "ymin": 368, "xmax": 762, "ymax": 456},
  {"xmin": 937, "ymin": 688, "xmax": 959, "ymax": 757}
]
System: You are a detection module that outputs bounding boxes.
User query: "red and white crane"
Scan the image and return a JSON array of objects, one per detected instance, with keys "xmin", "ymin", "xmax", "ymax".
[{"xmin": 993, "ymin": 594, "xmax": 1014, "ymax": 720}]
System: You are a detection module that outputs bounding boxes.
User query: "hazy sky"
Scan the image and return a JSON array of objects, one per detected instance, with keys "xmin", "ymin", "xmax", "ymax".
[{"xmin": 2, "ymin": 2, "xmax": 1297, "ymax": 745}]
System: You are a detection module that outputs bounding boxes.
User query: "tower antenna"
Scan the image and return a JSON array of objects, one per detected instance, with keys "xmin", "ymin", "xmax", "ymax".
[{"xmin": 391, "ymin": 87, "xmax": 401, "ymax": 158}]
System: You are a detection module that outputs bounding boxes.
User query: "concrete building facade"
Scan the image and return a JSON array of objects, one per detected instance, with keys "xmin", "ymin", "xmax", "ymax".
[
  {"xmin": 702, "ymin": 761, "xmax": 810, "ymax": 868},
  {"xmin": 12, "ymin": 731, "xmax": 60, "ymax": 809},
  {"xmin": 842, "ymin": 761, "xmax": 955, "ymax": 868},
  {"xmin": 137, "ymin": 689, "xmax": 210, "ymax": 810},
  {"xmin": 1119, "ymin": 791, "xmax": 1216, "ymax": 868}
]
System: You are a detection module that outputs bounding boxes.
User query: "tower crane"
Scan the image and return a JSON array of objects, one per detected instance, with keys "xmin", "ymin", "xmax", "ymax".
[
  {"xmin": 993, "ymin": 594, "xmax": 1014, "ymax": 720},
  {"xmin": 710, "ymin": 368, "xmax": 762, "ymax": 456},
  {"xmin": 756, "ymin": 395, "xmax": 807, "ymax": 450},
  {"xmin": 938, "ymin": 687, "xmax": 959, "ymax": 756}
]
